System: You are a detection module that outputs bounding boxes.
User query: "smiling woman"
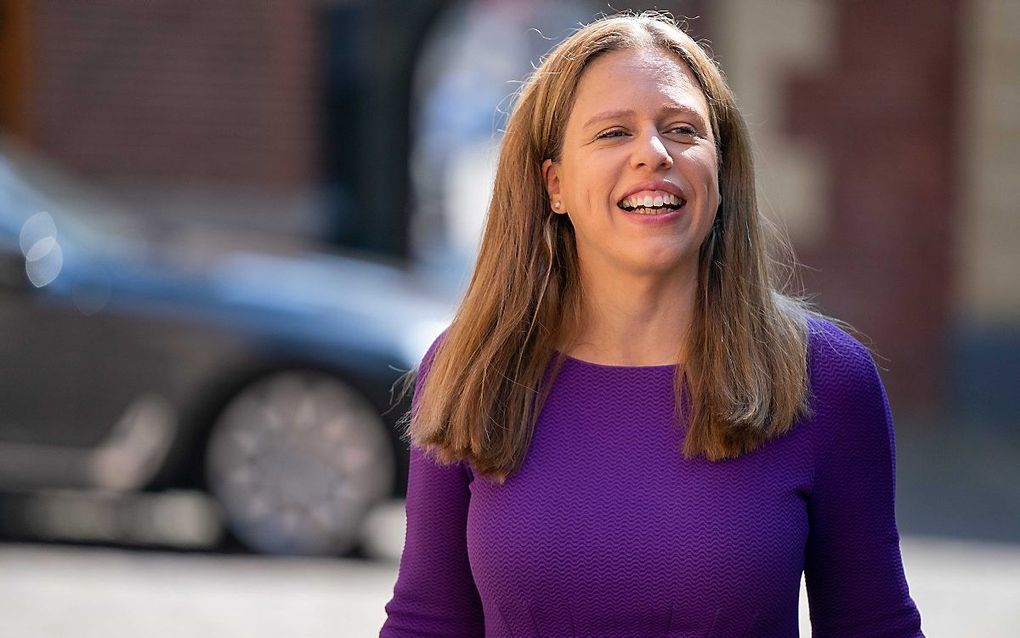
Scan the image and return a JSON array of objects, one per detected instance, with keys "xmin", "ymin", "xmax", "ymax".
[
  {"xmin": 382, "ymin": 10, "xmax": 925, "ymax": 637},
  {"xmin": 542, "ymin": 46, "xmax": 720, "ymax": 283}
]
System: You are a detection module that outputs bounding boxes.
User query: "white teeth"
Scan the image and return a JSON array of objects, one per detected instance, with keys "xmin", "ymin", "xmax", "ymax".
[{"xmin": 619, "ymin": 191, "xmax": 684, "ymax": 210}]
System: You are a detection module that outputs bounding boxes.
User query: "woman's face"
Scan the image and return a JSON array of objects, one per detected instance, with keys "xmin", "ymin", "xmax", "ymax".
[{"xmin": 543, "ymin": 46, "xmax": 720, "ymax": 280}]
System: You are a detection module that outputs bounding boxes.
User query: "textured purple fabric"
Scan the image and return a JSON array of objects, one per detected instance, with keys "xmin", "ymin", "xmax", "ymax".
[{"xmin": 381, "ymin": 317, "xmax": 924, "ymax": 637}]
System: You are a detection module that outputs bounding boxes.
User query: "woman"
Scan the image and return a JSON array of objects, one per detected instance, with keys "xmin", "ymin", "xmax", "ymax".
[{"xmin": 381, "ymin": 11, "xmax": 924, "ymax": 637}]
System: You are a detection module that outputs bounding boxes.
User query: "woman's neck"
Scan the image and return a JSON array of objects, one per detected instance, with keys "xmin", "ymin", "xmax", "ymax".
[{"xmin": 560, "ymin": 261, "xmax": 696, "ymax": 367}]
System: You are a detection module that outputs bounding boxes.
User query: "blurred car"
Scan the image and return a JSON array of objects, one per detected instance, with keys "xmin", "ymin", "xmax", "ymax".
[{"xmin": 0, "ymin": 142, "xmax": 455, "ymax": 556}]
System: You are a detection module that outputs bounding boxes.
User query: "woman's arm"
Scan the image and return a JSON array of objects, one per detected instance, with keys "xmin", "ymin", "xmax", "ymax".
[
  {"xmin": 804, "ymin": 323, "xmax": 925, "ymax": 637},
  {"xmin": 380, "ymin": 332, "xmax": 485, "ymax": 637}
]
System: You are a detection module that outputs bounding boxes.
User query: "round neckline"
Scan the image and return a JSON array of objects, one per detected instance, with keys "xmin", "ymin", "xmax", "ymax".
[{"xmin": 554, "ymin": 349, "xmax": 681, "ymax": 370}]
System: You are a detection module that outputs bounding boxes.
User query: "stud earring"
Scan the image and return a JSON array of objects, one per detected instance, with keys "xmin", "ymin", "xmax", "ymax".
[{"xmin": 553, "ymin": 201, "xmax": 561, "ymax": 209}]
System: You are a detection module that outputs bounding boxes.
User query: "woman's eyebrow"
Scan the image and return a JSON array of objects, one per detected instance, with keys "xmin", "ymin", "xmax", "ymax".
[{"xmin": 583, "ymin": 104, "xmax": 707, "ymax": 130}]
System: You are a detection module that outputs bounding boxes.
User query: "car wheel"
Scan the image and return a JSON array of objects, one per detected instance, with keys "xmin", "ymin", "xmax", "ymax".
[{"xmin": 204, "ymin": 370, "xmax": 394, "ymax": 556}]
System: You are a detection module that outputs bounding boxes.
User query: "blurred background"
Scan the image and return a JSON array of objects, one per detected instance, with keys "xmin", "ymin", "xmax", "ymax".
[{"xmin": 0, "ymin": 0, "xmax": 1017, "ymax": 636}]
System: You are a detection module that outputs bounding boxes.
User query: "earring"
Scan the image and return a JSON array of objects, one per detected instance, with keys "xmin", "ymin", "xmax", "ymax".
[{"xmin": 553, "ymin": 201, "xmax": 561, "ymax": 209}]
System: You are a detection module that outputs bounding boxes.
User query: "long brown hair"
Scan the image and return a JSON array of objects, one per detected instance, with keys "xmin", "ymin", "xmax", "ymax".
[{"xmin": 396, "ymin": 11, "xmax": 842, "ymax": 483}]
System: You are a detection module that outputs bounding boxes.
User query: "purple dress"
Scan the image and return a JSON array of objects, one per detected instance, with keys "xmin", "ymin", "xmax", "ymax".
[{"xmin": 380, "ymin": 317, "xmax": 925, "ymax": 637}]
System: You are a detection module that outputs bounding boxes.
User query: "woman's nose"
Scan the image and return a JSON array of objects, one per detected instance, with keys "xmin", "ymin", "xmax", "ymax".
[{"xmin": 631, "ymin": 132, "xmax": 674, "ymax": 170}]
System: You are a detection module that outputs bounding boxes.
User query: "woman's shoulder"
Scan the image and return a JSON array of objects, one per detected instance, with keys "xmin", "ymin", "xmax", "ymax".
[
  {"xmin": 804, "ymin": 314, "xmax": 885, "ymax": 409},
  {"xmin": 806, "ymin": 315, "xmax": 875, "ymax": 368},
  {"xmin": 801, "ymin": 316, "xmax": 898, "ymax": 487},
  {"xmin": 417, "ymin": 326, "xmax": 451, "ymax": 375}
]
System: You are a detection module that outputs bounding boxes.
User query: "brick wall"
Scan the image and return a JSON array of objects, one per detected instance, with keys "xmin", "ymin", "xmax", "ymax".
[
  {"xmin": 782, "ymin": 0, "xmax": 962, "ymax": 411},
  {"xmin": 26, "ymin": 0, "xmax": 319, "ymax": 192},
  {"xmin": 714, "ymin": 0, "xmax": 963, "ymax": 411}
]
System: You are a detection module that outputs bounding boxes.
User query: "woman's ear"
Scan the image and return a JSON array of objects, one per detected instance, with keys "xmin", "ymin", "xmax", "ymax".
[{"xmin": 542, "ymin": 159, "xmax": 565, "ymax": 214}]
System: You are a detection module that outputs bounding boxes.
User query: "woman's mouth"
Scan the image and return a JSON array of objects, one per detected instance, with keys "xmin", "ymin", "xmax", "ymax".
[{"xmin": 617, "ymin": 191, "xmax": 686, "ymax": 216}]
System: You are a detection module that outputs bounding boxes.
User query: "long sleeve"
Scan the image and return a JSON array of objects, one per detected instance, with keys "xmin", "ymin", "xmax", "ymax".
[
  {"xmin": 804, "ymin": 326, "xmax": 925, "ymax": 637},
  {"xmin": 380, "ymin": 332, "xmax": 485, "ymax": 637}
]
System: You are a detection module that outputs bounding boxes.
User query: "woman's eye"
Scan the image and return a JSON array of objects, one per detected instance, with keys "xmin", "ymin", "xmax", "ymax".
[
  {"xmin": 596, "ymin": 129, "xmax": 626, "ymax": 140},
  {"xmin": 670, "ymin": 125, "xmax": 699, "ymax": 136}
]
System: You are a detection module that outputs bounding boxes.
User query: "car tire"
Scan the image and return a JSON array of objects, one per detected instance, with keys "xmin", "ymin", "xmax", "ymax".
[{"xmin": 204, "ymin": 369, "xmax": 395, "ymax": 556}]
